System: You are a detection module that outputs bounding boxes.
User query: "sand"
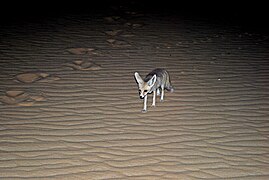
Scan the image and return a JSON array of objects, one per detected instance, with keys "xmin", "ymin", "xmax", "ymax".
[{"xmin": 0, "ymin": 4, "xmax": 269, "ymax": 180}]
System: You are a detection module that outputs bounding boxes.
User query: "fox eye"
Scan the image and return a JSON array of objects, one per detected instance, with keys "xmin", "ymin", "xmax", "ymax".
[
  {"xmin": 138, "ymin": 90, "xmax": 141, "ymax": 92},
  {"xmin": 144, "ymin": 90, "xmax": 148, "ymax": 93}
]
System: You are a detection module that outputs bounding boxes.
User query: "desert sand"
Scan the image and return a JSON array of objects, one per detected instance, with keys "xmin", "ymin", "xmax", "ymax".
[{"xmin": 0, "ymin": 4, "xmax": 269, "ymax": 180}]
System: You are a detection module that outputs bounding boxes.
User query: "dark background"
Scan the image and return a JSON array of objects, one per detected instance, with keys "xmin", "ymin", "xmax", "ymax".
[{"xmin": 1, "ymin": 0, "xmax": 268, "ymax": 34}]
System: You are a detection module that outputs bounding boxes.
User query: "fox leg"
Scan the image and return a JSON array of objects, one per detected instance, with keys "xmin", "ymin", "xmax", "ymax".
[
  {"xmin": 152, "ymin": 90, "xmax": 156, "ymax": 106},
  {"xmin": 157, "ymin": 88, "xmax": 160, "ymax": 96},
  {"xmin": 142, "ymin": 95, "xmax": 148, "ymax": 112},
  {"xmin": 160, "ymin": 85, "xmax": 164, "ymax": 102}
]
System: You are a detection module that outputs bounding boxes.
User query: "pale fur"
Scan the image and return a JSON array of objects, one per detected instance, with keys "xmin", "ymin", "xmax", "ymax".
[{"xmin": 134, "ymin": 68, "xmax": 174, "ymax": 112}]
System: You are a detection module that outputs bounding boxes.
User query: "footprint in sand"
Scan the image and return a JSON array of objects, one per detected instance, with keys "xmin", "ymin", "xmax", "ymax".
[
  {"xmin": 124, "ymin": 22, "xmax": 144, "ymax": 29},
  {"xmin": 105, "ymin": 29, "xmax": 135, "ymax": 38},
  {"xmin": 65, "ymin": 60, "xmax": 102, "ymax": 71},
  {"xmin": 104, "ymin": 29, "xmax": 124, "ymax": 36},
  {"xmin": 0, "ymin": 90, "xmax": 46, "ymax": 106},
  {"xmin": 65, "ymin": 48, "xmax": 98, "ymax": 55},
  {"xmin": 15, "ymin": 72, "xmax": 60, "ymax": 83},
  {"xmin": 104, "ymin": 16, "xmax": 121, "ymax": 23},
  {"xmin": 106, "ymin": 38, "xmax": 131, "ymax": 47},
  {"xmin": 125, "ymin": 11, "xmax": 144, "ymax": 17}
]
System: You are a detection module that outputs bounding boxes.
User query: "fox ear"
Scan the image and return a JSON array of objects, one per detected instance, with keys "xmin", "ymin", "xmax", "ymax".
[
  {"xmin": 134, "ymin": 72, "xmax": 143, "ymax": 84},
  {"xmin": 148, "ymin": 74, "xmax": 157, "ymax": 86}
]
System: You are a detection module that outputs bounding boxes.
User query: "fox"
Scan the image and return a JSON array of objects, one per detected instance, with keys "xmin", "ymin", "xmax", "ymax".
[{"xmin": 134, "ymin": 68, "xmax": 174, "ymax": 112}]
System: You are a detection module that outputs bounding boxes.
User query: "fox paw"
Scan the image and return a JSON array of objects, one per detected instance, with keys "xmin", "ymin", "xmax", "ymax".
[{"xmin": 141, "ymin": 109, "xmax": 147, "ymax": 113}]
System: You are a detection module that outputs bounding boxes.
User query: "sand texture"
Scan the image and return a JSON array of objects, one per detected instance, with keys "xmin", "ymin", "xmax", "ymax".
[{"xmin": 0, "ymin": 6, "xmax": 269, "ymax": 180}]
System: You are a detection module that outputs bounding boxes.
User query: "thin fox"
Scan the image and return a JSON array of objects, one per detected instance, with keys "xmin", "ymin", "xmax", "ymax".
[{"xmin": 134, "ymin": 68, "xmax": 174, "ymax": 112}]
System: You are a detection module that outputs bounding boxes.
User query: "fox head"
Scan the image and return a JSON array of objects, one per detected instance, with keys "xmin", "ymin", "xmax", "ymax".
[{"xmin": 134, "ymin": 72, "xmax": 157, "ymax": 99}]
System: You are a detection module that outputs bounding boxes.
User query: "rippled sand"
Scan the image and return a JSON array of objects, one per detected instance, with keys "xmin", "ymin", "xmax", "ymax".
[{"xmin": 0, "ymin": 4, "xmax": 269, "ymax": 179}]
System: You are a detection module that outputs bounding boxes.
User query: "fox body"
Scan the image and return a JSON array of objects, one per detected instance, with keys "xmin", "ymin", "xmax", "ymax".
[{"xmin": 134, "ymin": 68, "xmax": 174, "ymax": 112}]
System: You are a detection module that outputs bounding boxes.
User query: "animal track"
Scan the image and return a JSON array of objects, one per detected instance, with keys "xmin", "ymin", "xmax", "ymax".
[
  {"xmin": 65, "ymin": 60, "xmax": 102, "ymax": 71},
  {"xmin": 124, "ymin": 22, "xmax": 144, "ymax": 29},
  {"xmin": 124, "ymin": 11, "xmax": 144, "ymax": 17},
  {"xmin": 15, "ymin": 72, "xmax": 60, "ymax": 83},
  {"xmin": 104, "ymin": 30, "xmax": 124, "ymax": 36},
  {"xmin": 0, "ymin": 90, "xmax": 46, "ymax": 106},
  {"xmin": 106, "ymin": 38, "xmax": 131, "ymax": 47},
  {"xmin": 65, "ymin": 48, "xmax": 97, "ymax": 55},
  {"xmin": 104, "ymin": 16, "xmax": 121, "ymax": 23}
]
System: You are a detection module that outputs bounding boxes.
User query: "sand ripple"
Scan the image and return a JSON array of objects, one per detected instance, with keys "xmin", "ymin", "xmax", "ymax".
[{"xmin": 0, "ymin": 5, "xmax": 269, "ymax": 180}]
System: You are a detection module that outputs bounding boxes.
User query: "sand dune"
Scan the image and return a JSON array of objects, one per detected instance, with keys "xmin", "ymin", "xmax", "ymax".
[{"xmin": 0, "ymin": 5, "xmax": 269, "ymax": 180}]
